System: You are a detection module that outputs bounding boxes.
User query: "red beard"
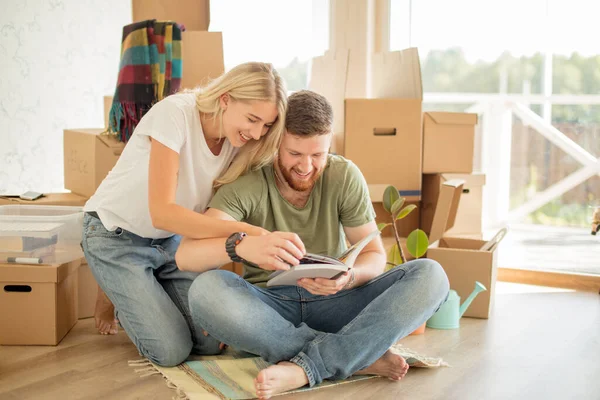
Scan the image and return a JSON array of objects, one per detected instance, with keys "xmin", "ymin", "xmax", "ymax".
[{"xmin": 278, "ymin": 157, "xmax": 323, "ymax": 192}]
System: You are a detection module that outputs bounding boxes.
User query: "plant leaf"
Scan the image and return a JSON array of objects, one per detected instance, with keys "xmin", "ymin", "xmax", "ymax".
[
  {"xmin": 406, "ymin": 229, "xmax": 429, "ymax": 259},
  {"xmin": 395, "ymin": 204, "xmax": 417, "ymax": 221},
  {"xmin": 382, "ymin": 186, "xmax": 400, "ymax": 213},
  {"xmin": 390, "ymin": 197, "xmax": 405, "ymax": 217},
  {"xmin": 387, "ymin": 243, "xmax": 404, "ymax": 268},
  {"xmin": 377, "ymin": 222, "xmax": 390, "ymax": 232}
]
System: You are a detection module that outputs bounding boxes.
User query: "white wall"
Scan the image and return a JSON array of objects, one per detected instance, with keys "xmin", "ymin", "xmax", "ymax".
[{"xmin": 0, "ymin": 0, "xmax": 131, "ymax": 194}]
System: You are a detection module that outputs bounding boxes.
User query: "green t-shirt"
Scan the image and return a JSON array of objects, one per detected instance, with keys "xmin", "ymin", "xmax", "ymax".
[{"xmin": 209, "ymin": 155, "xmax": 375, "ymax": 286}]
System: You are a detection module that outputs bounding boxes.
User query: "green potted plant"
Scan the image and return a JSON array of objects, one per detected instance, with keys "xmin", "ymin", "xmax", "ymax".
[{"xmin": 377, "ymin": 185, "xmax": 429, "ymax": 335}]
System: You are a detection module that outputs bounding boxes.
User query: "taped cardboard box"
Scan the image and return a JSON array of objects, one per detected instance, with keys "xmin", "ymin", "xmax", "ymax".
[
  {"xmin": 0, "ymin": 192, "xmax": 88, "ymax": 207},
  {"xmin": 0, "ymin": 259, "xmax": 80, "ymax": 345},
  {"xmin": 426, "ymin": 180, "xmax": 502, "ymax": 319},
  {"xmin": 180, "ymin": 31, "xmax": 224, "ymax": 90},
  {"xmin": 78, "ymin": 261, "xmax": 98, "ymax": 319},
  {"xmin": 132, "ymin": 0, "xmax": 211, "ymax": 31},
  {"xmin": 423, "ymin": 112, "xmax": 478, "ymax": 173},
  {"xmin": 345, "ymin": 48, "xmax": 423, "ymax": 200},
  {"xmin": 63, "ymin": 129, "xmax": 124, "ymax": 198},
  {"xmin": 421, "ymin": 173, "xmax": 486, "ymax": 236}
]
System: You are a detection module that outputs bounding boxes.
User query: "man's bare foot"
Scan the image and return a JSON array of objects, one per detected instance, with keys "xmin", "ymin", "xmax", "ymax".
[
  {"xmin": 355, "ymin": 348, "xmax": 409, "ymax": 381},
  {"xmin": 254, "ymin": 361, "xmax": 309, "ymax": 400},
  {"xmin": 95, "ymin": 287, "xmax": 118, "ymax": 335}
]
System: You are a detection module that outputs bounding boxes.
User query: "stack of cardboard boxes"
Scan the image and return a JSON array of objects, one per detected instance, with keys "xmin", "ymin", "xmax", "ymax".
[{"xmin": 308, "ymin": 46, "xmax": 500, "ymax": 319}]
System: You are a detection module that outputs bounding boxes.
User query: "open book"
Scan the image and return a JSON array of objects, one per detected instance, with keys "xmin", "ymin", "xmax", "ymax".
[{"xmin": 266, "ymin": 230, "xmax": 381, "ymax": 287}]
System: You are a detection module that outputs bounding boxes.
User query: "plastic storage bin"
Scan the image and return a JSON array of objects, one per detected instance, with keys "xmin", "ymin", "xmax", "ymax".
[{"xmin": 0, "ymin": 205, "xmax": 84, "ymax": 265}]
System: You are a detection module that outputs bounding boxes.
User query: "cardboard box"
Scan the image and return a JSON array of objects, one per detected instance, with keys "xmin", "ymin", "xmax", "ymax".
[
  {"xmin": 345, "ymin": 48, "xmax": 423, "ymax": 200},
  {"xmin": 0, "ymin": 259, "xmax": 80, "ymax": 345},
  {"xmin": 132, "ymin": 0, "xmax": 211, "ymax": 31},
  {"xmin": 78, "ymin": 261, "xmax": 98, "ymax": 319},
  {"xmin": 345, "ymin": 98, "xmax": 422, "ymax": 200},
  {"xmin": 426, "ymin": 180, "xmax": 500, "ymax": 319},
  {"xmin": 221, "ymin": 262, "xmax": 244, "ymax": 276},
  {"xmin": 309, "ymin": 49, "xmax": 350, "ymax": 155},
  {"xmin": 63, "ymin": 129, "xmax": 124, "ymax": 198},
  {"xmin": 103, "ymin": 96, "xmax": 113, "ymax": 128},
  {"xmin": 180, "ymin": 31, "xmax": 224, "ymax": 90},
  {"xmin": 421, "ymin": 173, "xmax": 486, "ymax": 236},
  {"xmin": 423, "ymin": 112, "xmax": 478, "ymax": 173},
  {"xmin": 0, "ymin": 192, "xmax": 88, "ymax": 207}
]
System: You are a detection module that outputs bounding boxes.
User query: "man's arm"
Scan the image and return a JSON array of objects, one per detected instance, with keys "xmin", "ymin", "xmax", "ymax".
[
  {"xmin": 342, "ymin": 221, "xmax": 387, "ymax": 286},
  {"xmin": 176, "ymin": 208, "xmax": 306, "ymax": 273},
  {"xmin": 297, "ymin": 221, "xmax": 386, "ymax": 295}
]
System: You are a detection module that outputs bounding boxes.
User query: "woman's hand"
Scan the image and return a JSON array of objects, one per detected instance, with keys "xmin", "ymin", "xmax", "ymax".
[{"xmin": 236, "ymin": 231, "xmax": 306, "ymax": 271}]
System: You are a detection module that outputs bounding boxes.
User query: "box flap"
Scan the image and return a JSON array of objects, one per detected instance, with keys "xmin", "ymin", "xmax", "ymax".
[
  {"xmin": 429, "ymin": 179, "xmax": 464, "ymax": 244},
  {"xmin": 309, "ymin": 49, "xmax": 350, "ymax": 135},
  {"xmin": 97, "ymin": 133, "xmax": 125, "ymax": 156},
  {"xmin": 0, "ymin": 259, "xmax": 80, "ymax": 283},
  {"xmin": 442, "ymin": 173, "xmax": 486, "ymax": 187},
  {"xmin": 426, "ymin": 112, "xmax": 478, "ymax": 126},
  {"xmin": 371, "ymin": 47, "xmax": 422, "ymax": 99}
]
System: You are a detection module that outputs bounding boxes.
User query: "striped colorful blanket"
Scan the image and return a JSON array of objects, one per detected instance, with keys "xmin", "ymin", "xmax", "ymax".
[
  {"xmin": 107, "ymin": 20, "xmax": 183, "ymax": 143},
  {"xmin": 130, "ymin": 345, "xmax": 448, "ymax": 399}
]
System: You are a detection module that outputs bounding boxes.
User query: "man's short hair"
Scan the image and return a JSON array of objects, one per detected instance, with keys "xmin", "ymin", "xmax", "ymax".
[{"xmin": 285, "ymin": 90, "xmax": 333, "ymax": 137}]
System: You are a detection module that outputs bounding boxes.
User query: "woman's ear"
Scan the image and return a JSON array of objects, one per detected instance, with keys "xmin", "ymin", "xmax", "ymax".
[{"xmin": 219, "ymin": 93, "xmax": 230, "ymax": 110}]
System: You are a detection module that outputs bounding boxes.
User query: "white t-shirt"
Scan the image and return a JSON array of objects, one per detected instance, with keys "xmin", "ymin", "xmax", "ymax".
[{"xmin": 84, "ymin": 92, "xmax": 237, "ymax": 239}]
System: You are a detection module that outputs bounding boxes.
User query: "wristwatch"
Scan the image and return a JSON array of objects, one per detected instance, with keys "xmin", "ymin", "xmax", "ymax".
[{"xmin": 225, "ymin": 232, "xmax": 247, "ymax": 263}]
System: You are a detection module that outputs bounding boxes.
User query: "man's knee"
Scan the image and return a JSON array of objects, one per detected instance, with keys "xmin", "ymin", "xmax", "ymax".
[
  {"xmin": 422, "ymin": 259, "xmax": 449, "ymax": 299},
  {"xmin": 189, "ymin": 269, "xmax": 238, "ymax": 309},
  {"xmin": 408, "ymin": 258, "xmax": 450, "ymax": 300}
]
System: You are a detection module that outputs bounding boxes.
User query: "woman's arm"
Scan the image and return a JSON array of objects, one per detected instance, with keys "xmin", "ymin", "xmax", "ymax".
[
  {"xmin": 148, "ymin": 138, "xmax": 264, "ymax": 239},
  {"xmin": 176, "ymin": 208, "xmax": 305, "ymax": 272}
]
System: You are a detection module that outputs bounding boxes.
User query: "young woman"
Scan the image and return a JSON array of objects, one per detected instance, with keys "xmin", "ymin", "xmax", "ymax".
[{"xmin": 81, "ymin": 62, "xmax": 287, "ymax": 367}]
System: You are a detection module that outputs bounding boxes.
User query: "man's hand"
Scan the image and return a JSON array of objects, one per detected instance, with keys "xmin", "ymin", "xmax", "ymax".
[
  {"xmin": 236, "ymin": 231, "xmax": 306, "ymax": 271},
  {"xmin": 297, "ymin": 270, "xmax": 353, "ymax": 296}
]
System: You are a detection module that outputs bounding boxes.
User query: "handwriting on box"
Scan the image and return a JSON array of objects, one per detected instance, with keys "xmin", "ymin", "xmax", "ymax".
[{"xmin": 66, "ymin": 150, "xmax": 89, "ymax": 175}]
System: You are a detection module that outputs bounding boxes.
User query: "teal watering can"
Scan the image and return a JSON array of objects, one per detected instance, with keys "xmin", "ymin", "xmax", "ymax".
[{"xmin": 426, "ymin": 281, "xmax": 487, "ymax": 329}]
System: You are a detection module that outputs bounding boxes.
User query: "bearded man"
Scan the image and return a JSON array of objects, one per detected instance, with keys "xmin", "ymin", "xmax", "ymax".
[{"xmin": 176, "ymin": 90, "xmax": 449, "ymax": 400}]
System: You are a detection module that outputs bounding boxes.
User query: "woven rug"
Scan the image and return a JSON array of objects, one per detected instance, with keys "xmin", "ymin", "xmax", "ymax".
[{"xmin": 129, "ymin": 344, "xmax": 448, "ymax": 400}]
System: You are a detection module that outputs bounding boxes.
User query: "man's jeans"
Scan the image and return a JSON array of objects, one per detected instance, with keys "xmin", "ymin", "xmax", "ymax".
[
  {"xmin": 189, "ymin": 259, "xmax": 449, "ymax": 386},
  {"xmin": 81, "ymin": 213, "xmax": 222, "ymax": 367}
]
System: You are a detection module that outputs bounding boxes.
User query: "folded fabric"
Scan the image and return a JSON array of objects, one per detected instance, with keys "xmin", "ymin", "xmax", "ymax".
[{"xmin": 107, "ymin": 19, "xmax": 183, "ymax": 143}]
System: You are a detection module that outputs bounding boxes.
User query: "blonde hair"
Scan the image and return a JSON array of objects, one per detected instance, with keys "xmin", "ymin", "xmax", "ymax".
[{"xmin": 190, "ymin": 62, "xmax": 287, "ymax": 188}]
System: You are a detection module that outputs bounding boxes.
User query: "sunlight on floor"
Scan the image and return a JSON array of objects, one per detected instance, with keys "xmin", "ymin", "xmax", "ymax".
[{"xmin": 495, "ymin": 281, "xmax": 575, "ymax": 294}]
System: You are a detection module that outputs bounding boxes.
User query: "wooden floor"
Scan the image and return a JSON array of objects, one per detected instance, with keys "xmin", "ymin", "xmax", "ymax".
[{"xmin": 1, "ymin": 283, "xmax": 599, "ymax": 400}]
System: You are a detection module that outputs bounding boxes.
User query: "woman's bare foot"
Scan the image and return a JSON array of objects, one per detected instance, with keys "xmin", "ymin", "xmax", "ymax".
[
  {"xmin": 355, "ymin": 348, "xmax": 409, "ymax": 381},
  {"xmin": 254, "ymin": 361, "xmax": 309, "ymax": 400},
  {"xmin": 95, "ymin": 287, "xmax": 118, "ymax": 335}
]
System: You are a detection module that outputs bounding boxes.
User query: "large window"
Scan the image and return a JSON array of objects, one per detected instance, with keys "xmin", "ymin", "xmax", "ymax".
[
  {"xmin": 389, "ymin": 0, "xmax": 600, "ymax": 276},
  {"xmin": 210, "ymin": 0, "xmax": 329, "ymax": 91}
]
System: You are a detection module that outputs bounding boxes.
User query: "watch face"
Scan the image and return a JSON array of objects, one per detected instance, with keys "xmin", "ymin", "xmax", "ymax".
[{"xmin": 235, "ymin": 232, "xmax": 247, "ymax": 244}]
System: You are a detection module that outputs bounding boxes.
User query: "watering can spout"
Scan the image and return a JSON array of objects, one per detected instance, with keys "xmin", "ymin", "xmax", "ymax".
[{"xmin": 459, "ymin": 281, "xmax": 487, "ymax": 317}]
